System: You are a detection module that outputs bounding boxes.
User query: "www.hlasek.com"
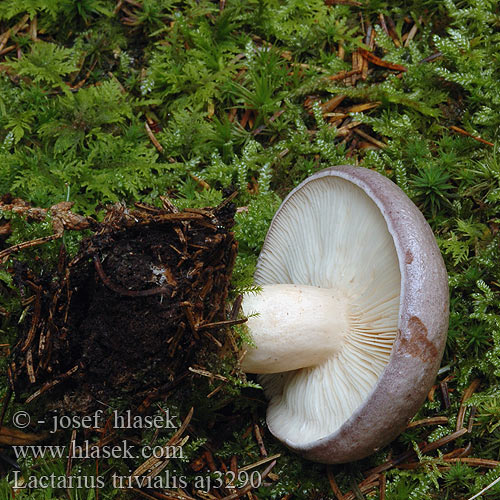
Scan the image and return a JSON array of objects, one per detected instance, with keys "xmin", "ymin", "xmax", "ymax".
[{"xmin": 13, "ymin": 439, "xmax": 184, "ymax": 460}]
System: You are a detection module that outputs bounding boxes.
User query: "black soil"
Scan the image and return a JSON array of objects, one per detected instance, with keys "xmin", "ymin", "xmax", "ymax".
[{"xmin": 8, "ymin": 200, "xmax": 238, "ymax": 416}]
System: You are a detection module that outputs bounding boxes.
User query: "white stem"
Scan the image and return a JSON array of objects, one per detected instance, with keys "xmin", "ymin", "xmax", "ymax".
[{"xmin": 241, "ymin": 284, "xmax": 350, "ymax": 373}]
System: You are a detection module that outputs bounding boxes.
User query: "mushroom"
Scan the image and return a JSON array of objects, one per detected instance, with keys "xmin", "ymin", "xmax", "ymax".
[{"xmin": 240, "ymin": 165, "xmax": 449, "ymax": 464}]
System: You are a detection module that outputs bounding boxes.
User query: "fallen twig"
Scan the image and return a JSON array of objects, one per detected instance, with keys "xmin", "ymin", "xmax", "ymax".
[
  {"xmin": 407, "ymin": 416, "xmax": 449, "ymax": 429},
  {"xmin": 145, "ymin": 121, "xmax": 164, "ymax": 153},
  {"xmin": 450, "ymin": 126, "xmax": 494, "ymax": 147},
  {"xmin": 327, "ymin": 467, "xmax": 345, "ymax": 500},
  {"xmin": 25, "ymin": 364, "xmax": 81, "ymax": 404},
  {"xmin": 358, "ymin": 48, "xmax": 407, "ymax": 72},
  {"xmin": 326, "ymin": 68, "xmax": 362, "ymax": 82},
  {"xmin": 457, "ymin": 378, "xmax": 481, "ymax": 430},
  {"xmin": 220, "ymin": 459, "xmax": 277, "ymax": 500},
  {"xmin": 353, "ymin": 128, "xmax": 386, "ymax": 149},
  {"xmin": 0, "ymin": 234, "xmax": 61, "ymax": 264},
  {"xmin": 254, "ymin": 424, "xmax": 268, "ymax": 457}
]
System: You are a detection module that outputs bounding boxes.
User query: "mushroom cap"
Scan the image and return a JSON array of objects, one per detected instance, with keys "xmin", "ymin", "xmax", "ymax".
[{"xmin": 254, "ymin": 165, "xmax": 449, "ymax": 464}]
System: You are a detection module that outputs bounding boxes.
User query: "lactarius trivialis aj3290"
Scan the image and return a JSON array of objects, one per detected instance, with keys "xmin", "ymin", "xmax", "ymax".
[{"xmin": 241, "ymin": 165, "xmax": 449, "ymax": 464}]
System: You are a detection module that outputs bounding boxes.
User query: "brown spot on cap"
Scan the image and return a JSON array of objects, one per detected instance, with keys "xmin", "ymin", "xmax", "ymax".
[
  {"xmin": 400, "ymin": 316, "xmax": 438, "ymax": 363},
  {"xmin": 405, "ymin": 250, "xmax": 413, "ymax": 264}
]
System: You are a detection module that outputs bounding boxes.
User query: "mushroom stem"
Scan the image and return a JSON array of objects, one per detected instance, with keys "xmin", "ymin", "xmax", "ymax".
[{"xmin": 241, "ymin": 284, "xmax": 350, "ymax": 374}]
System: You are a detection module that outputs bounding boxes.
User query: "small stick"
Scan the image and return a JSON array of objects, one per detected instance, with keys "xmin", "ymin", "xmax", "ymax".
[
  {"xmin": 238, "ymin": 453, "xmax": 280, "ymax": 473},
  {"xmin": 379, "ymin": 473, "xmax": 386, "ymax": 500},
  {"xmin": 145, "ymin": 121, "xmax": 164, "ymax": 153},
  {"xmin": 123, "ymin": 0, "xmax": 142, "ymax": 7},
  {"xmin": 199, "ymin": 318, "xmax": 247, "ymax": 330},
  {"xmin": 25, "ymin": 364, "xmax": 80, "ymax": 404},
  {"xmin": 188, "ymin": 367, "xmax": 228, "ymax": 382},
  {"xmin": 0, "ymin": 234, "xmax": 61, "ymax": 264},
  {"xmin": 220, "ymin": 460, "xmax": 277, "ymax": 500},
  {"xmin": 420, "ymin": 428, "xmax": 468, "ymax": 454},
  {"xmin": 133, "ymin": 423, "xmax": 192, "ymax": 478},
  {"xmin": 107, "ymin": 71, "xmax": 126, "ymax": 93},
  {"xmin": 446, "ymin": 457, "xmax": 500, "ymax": 468},
  {"xmin": 0, "ymin": 29, "xmax": 11, "ymax": 53},
  {"xmin": 326, "ymin": 68, "xmax": 362, "ymax": 81},
  {"xmin": 450, "ymin": 126, "xmax": 494, "ymax": 147},
  {"xmin": 134, "ymin": 202, "xmax": 162, "ymax": 213},
  {"xmin": 204, "ymin": 450, "xmax": 217, "ymax": 472},
  {"xmin": 385, "ymin": 16, "xmax": 401, "ymax": 47},
  {"xmin": 407, "ymin": 416, "xmax": 449, "ymax": 429},
  {"xmin": 181, "ymin": 302, "xmax": 199, "ymax": 334},
  {"xmin": 206, "ymin": 385, "xmax": 223, "ymax": 398},
  {"xmin": 442, "ymin": 442, "xmax": 472, "ymax": 459},
  {"xmin": 366, "ymin": 429, "xmax": 467, "ymax": 476},
  {"xmin": 26, "ymin": 349, "xmax": 35, "ymax": 383},
  {"xmin": 365, "ymin": 24, "xmax": 372, "ymax": 46},
  {"xmin": 0, "ymin": 45, "xmax": 15, "ymax": 56},
  {"xmin": 404, "ymin": 19, "xmax": 421, "ymax": 47},
  {"xmin": 11, "ymin": 14, "xmax": 30, "ymax": 37},
  {"xmin": 230, "ymin": 455, "xmax": 238, "ymax": 476},
  {"xmin": 325, "ymin": 0, "xmax": 361, "ymax": 5},
  {"xmin": 227, "ymin": 108, "xmax": 237, "ymax": 123},
  {"xmin": 215, "ymin": 191, "xmax": 238, "ymax": 212},
  {"xmin": 230, "ymin": 295, "xmax": 243, "ymax": 321},
  {"xmin": 350, "ymin": 50, "xmax": 362, "ymax": 85},
  {"xmin": 345, "ymin": 101, "xmax": 380, "ymax": 113},
  {"xmin": 327, "ymin": 467, "xmax": 345, "ymax": 500},
  {"xmin": 21, "ymin": 290, "xmax": 42, "ymax": 353},
  {"xmin": 457, "ymin": 378, "xmax": 481, "ymax": 430},
  {"xmin": 167, "ymin": 407, "xmax": 194, "ymax": 445},
  {"xmin": 71, "ymin": 59, "xmax": 98, "ymax": 90},
  {"xmin": 338, "ymin": 40, "xmax": 345, "ymax": 61},
  {"xmin": 254, "ymin": 424, "xmax": 267, "ymax": 457},
  {"xmin": 113, "ymin": 0, "xmax": 123, "ymax": 15},
  {"xmin": 359, "ymin": 12, "xmax": 365, "ymax": 38},
  {"xmin": 240, "ymin": 108, "xmax": 252, "ymax": 129},
  {"xmin": 361, "ymin": 25, "xmax": 371, "ymax": 80},
  {"xmin": 440, "ymin": 380, "xmax": 451, "ymax": 409},
  {"xmin": 343, "ymin": 476, "xmax": 378, "ymax": 500},
  {"xmin": 321, "ymin": 95, "xmax": 346, "ymax": 113},
  {"xmin": 378, "ymin": 14, "xmax": 390, "ymax": 37},
  {"xmin": 369, "ymin": 25, "xmax": 376, "ymax": 50},
  {"xmin": 337, "ymin": 121, "xmax": 362, "ymax": 136},
  {"xmin": 189, "ymin": 173, "xmax": 210, "ymax": 190},
  {"xmin": 467, "ymin": 406, "xmax": 477, "ymax": 432},
  {"xmin": 358, "ymin": 49, "xmax": 407, "ymax": 72},
  {"xmin": 159, "ymin": 195, "xmax": 180, "ymax": 213},
  {"xmin": 353, "ymin": 128, "xmax": 386, "ymax": 149},
  {"xmin": 419, "ymin": 52, "xmax": 443, "ymax": 64},
  {"xmin": 252, "ymin": 109, "xmax": 285, "ymax": 136},
  {"xmin": 201, "ymin": 330, "xmax": 223, "ymax": 348},
  {"xmin": 428, "ymin": 384, "xmax": 437, "ymax": 402}
]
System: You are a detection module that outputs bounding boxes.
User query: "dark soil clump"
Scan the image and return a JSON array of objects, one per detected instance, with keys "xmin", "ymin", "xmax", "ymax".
[{"xmin": 8, "ymin": 199, "xmax": 238, "ymax": 416}]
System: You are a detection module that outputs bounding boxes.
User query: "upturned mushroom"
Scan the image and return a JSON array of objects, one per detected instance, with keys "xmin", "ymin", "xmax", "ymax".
[{"xmin": 240, "ymin": 165, "xmax": 449, "ymax": 464}]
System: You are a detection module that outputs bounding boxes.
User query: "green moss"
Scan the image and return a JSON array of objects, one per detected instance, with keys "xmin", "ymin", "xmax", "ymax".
[{"xmin": 0, "ymin": 0, "xmax": 499, "ymax": 498}]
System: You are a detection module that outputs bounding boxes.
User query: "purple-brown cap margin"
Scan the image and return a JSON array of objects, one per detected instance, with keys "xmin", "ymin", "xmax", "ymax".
[{"xmin": 255, "ymin": 165, "xmax": 449, "ymax": 464}]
